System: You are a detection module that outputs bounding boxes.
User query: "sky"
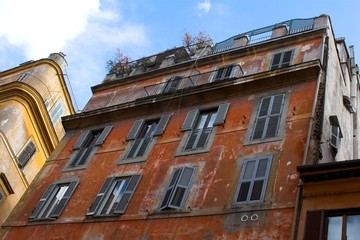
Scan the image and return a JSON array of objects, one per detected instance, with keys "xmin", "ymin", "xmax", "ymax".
[{"xmin": 0, "ymin": 0, "xmax": 359, "ymax": 111}]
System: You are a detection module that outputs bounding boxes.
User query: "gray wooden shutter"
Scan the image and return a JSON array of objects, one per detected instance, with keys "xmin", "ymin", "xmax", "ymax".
[
  {"xmin": 51, "ymin": 181, "xmax": 79, "ymax": 218},
  {"xmin": 252, "ymin": 97, "xmax": 271, "ymax": 140},
  {"xmin": 114, "ymin": 175, "xmax": 142, "ymax": 214},
  {"xmin": 160, "ymin": 168, "xmax": 182, "ymax": 210},
  {"xmin": 18, "ymin": 141, "xmax": 36, "ymax": 167},
  {"xmin": 281, "ymin": 50, "xmax": 293, "ymax": 67},
  {"xmin": 73, "ymin": 130, "xmax": 91, "ymax": 150},
  {"xmin": 213, "ymin": 103, "xmax": 230, "ymax": 126},
  {"xmin": 169, "ymin": 167, "xmax": 195, "ymax": 209},
  {"xmin": 153, "ymin": 114, "xmax": 172, "ymax": 136},
  {"xmin": 265, "ymin": 94, "xmax": 285, "ymax": 138},
  {"xmin": 181, "ymin": 109, "xmax": 199, "ymax": 131},
  {"xmin": 270, "ymin": 53, "xmax": 282, "ymax": 70},
  {"xmin": 126, "ymin": 119, "xmax": 145, "ymax": 140},
  {"xmin": 94, "ymin": 125, "xmax": 113, "ymax": 146},
  {"xmin": 29, "ymin": 183, "xmax": 56, "ymax": 220},
  {"xmin": 303, "ymin": 210, "xmax": 324, "ymax": 240},
  {"xmin": 87, "ymin": 177, "xmax": 114, "ymax": 215}
]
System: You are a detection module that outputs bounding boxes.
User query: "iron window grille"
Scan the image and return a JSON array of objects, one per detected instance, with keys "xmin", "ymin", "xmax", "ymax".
[
  {"xmin": 160, "ymin": 166, "xmax": 195, "ymax": 211},
  {"xmin": 87, "ymin": 175, "xmax": 141, "ymax": 216},
  {"xmin": 234, "ymin": 156, "xmax": 272, "ymax": 204}
]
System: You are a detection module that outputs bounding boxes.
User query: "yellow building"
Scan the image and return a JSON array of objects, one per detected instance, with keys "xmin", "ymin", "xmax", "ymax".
[{"xmin": 0, "ymin": 53, "xmax": 75, "ymax": 225}]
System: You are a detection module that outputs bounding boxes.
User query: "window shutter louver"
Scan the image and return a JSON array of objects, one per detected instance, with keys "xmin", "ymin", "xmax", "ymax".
[
  {"xmin": 281, "ymin": 50, "xmax": 293, "ymax": 67},
  {"xmin": 29, "ymin": 183, "xmax": 56, "ymax": 219},
  {"xmin": 304, "ymin": 211, "xmax": 324, "ymax": 240},
  {"xmin": 213, "ymin": 103, "xmax": 230, "ymax": 126},
  {"xmin": 50, "ymin": 181, "xmax": 79, "ymax": 218},
  {"xmin": 181, "ymin": 109, "xmax": 199, "ymax": 131},
  {"xmin": 18, "ymin": 141, "xmax": 36, "ymax": 167},
  {"xmin": 126, "ymin": 119, "xmax": 145, "ymax": 140},
  {"xmin": 153, "ymin": 114, "xmax": 172, "ymax": 136},
  {"xmin": 114, "ymin": 175, "xmax": 141, "ymax": 214},
  {"xmin": 271, "ymin": 53, "xmax": 282, "ymax": 70},
  {"xmin": 94, "ymin": 125, "xmax": 113, "ymax": 146},
  {"xmin": 73, "ymin": 130, "xmax": 91, "ymax": 150},
  {"xmin": 87, "ymin": 177, "xmax": 114, "ymax": 215}
]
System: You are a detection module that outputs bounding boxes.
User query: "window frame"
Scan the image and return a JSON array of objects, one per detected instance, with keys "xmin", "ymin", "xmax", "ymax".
[
  {"xmin": 175, "ymin": 103, "xmax": 230, "ymax": 156},
  {"xmin": 28, "ymin": 177, "xmax": 79, "ymax": 221},
  {"xmin": 212, "ymin": 65, "xmax": 235, "ymax": 82},
  {"xmin": 0, "ymin": 173, "xmax": 14, "ymax": 197},
  {"xmin": 17, "ymin": 139, "xmax": 36, "ymax": 169},
  {"xmin": 233, "ymin": 156, "xmax": 273, "ymax": 205},
  {"xmin": 244, "ymin": 92, "xmax": 290, "ymax": 145},
  {"xmin": 159, "ymin": 166, "xmax": 196, "ymax": 211},
  {"xmin": 64, "ymin": 125, "xmax": 113, "ymax": 171},
  {"xmin": 270, "ymin": 49, "xmax": 294, "ymax": 70},
  {"xmin": 329, "ymin": 115, "xmax": 343, "ymax": 155},
  {"xmin": 87, "ymin": 174, "xmax": 142, "ymax": 216},
  {"xmin": 50, "ymin": 101, "xmax": 64, "ymax": 124},
  {"xmin": 120, "ymin": 114, "xmax": 172, "ymax": 164}
]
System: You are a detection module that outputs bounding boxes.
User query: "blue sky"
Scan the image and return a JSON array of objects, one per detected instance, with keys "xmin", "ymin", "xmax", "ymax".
[{"xmin": 0, "ymin": 0, "xmax": 359, "ymax": 111}]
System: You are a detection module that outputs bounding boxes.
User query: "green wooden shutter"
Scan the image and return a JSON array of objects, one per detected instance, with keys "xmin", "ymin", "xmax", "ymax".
[
  {"xmin": 181, "ymin": 109, "xmax": 199, "ymax": 131},
  {"xmin": 51, "ymin": 181, "xmax": 79, "ymax": 217},
  {"xmin": 126, "ymin": 119, "xmax": 145, "ymax": 140},
  {"xmin": 114, "ymin": 175, "xmax": 142, "ymax": 214},
  {"xmin": 87, "ymin": 177, "xmax": 114, "ymax": 215}
]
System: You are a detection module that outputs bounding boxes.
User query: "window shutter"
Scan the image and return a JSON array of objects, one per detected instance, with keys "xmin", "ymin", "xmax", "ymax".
[
  {"xmin": 281, "ymin": 50, "xmax": 293, "ymax": 67},
  {"xmin": 303, "ymin": 210, "xmax": 324, "ymax": 240},
  {"xmin": 18, "ymin": 141, "xmax": 36, "ymax": 167},
  {"xmin": 50, "ymin": 181, "xmax": 79, "ymax": 218},
  {"xmin": 29, "ymin": 183, "xmax": 56, "ymax": 219},
  {"xmin": 114, "ymin": 175, "xmax": 142, "ymax": 214},
  {"xmin": 87, "ymin": 177, "xmax": 114, "ymax": 215},
  {"xmin": 94, "ymin": 125, "xmax": 113, "ymax": 146},
  {"xmin": 224, "ymin": 65, "xmax": 233, "ymax": 79},
  {"xmin": 169, "ymin": 167, "xmax": 195, "ymax": 209},
  {"xmin": 252, "ymin": 97, "xmax": 271, "ymax": 140},
  {"xmin": 73, "ymin": 130, "xmax": 91, "ymax": 150},
  {"xmin": 160, "ymin": 168, "xmax": 182, "ymax": 210},
  {"xmin": 265, "ymin": 94, "xmax": 285, "ymax": 138},
  {"xmin": 213, "ymin": 103, "xmax": 230, "ymax": 126},
  {"xmin": 270, "ymin": 53, "xmax": 282, "ymax": 70},
  {"xmin": 69, "ymin": 148, "xmax": 87, "ymax": 167},
  {"xmin": 126, "ymin": 119, "xmax": 145, "ymax": 140},
  {"xmin": 181, "ymin": 109, "xmax": 199, "ymax": 131},
  {"xmin": 153, "ymin": 114, "xmax": 172, "ymax": 136}
]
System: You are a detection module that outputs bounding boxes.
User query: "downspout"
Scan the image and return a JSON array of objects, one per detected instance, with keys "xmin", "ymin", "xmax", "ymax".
[
  {"xmin": 290, "ymin": 32, "xmax": 328, "ymax": 240},
  {"xmin": 0, "ymin": 130, "xmax": 29, "ymax": 188}
]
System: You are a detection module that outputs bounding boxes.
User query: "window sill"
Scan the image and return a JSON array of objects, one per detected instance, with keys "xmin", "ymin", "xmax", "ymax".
[{"xmin": 117, "ymin": 158, "xmax": 147, "ymax": 165}]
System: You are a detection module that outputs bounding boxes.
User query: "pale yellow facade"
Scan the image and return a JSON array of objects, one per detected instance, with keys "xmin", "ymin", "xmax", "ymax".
[{"xmin": 0, "ymin": 53, "xmax": 75, "ymax": 225}]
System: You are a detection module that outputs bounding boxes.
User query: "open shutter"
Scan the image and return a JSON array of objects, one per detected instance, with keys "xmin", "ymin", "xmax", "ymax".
[
  {"xmin": 160, "ymin": 168, "xmax": 182, "ymax": 210},
  {"xmin": 303, "ymin": 210, "xmax": 324, "ymax": 240},
  {"xmin": 50, "ymin": 181, "xmax": 79, "ymax": 218},
  {"xmin": 29, "ymin": 183, "xmax": 56, "ymax": 220},
  {"xmin": 169, "ymin": 167, "xmax": 195, "ymax": 209},
  {"xmin": 213, "ymin": 103, "xmax": 230, "ymax": 126},
  {"xmin": 114, "ymin": 175, "xmax": 142, "ymax": 214},
  {"xmin": 73, "ymin": 130, "xmax": 91, "ymax": 150},
  {"xmin": 94, "ymin": 125, "xmax": 113, "ymax": 146},
  {"xmin": 126, "ymin": 119, "xmax": 145, "ymax": 140},
  {"xmin": 153, "ymin": 114, "xmax": 172, "ymax": 136},
  {"xmin": 181, "ymin": 109, "xmax": 199, "ymax": 131},
  {"xmin": 270, "ymin": 53, "xmax": 282, "ymax": 70},
  {"xmin": 87, "ymin": 177, "xmax": 114, "ymax": 215},
  {"xmin": 281, "ymin": 50, "xmax": 293, "ymax": 67}
]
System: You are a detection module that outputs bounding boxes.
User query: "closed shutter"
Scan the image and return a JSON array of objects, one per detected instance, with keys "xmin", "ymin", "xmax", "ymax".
[
  {"xmin": 281, "ymin": 50, "xmax": 293, "ymax": 67},
  {"xmin": 114, "ymin": 175, "xmax": 142, "ymax": 214},
  {"xmin": 18, "ymin": 141, "xmax": 36, "ymax": 167},
  {"xmin": 303, "ymin": 210, "xmax": 324, "ymax": 240},
  {"xmin": 29, "ymin": 183, "xmax": 56, "ymax": 220},
  {"xmin": 73, "ymin": 130, "xmax": 91, "ymax": 150},
  {"xmin": 270, "ymin": 53, "xmax": 282, "ymax": 70},
  {"xmin": 95, "ymin": 125, "xmax": 113, "ymax": 146},
  {"xmin": 265, "ymin": 94, "xmax": 285, "ymax": 138},
  {"xmin": 224, "ymin": 65, "xmax": 234, "ymax": 79},
  {"xmin": 50, "ymin": 181, "xmax": 79, "ymax": 217},
  {"xmin": 87, "ymin": 177, "xmax": 114, "ymax": 215},
  {"xmin": 153, "ymin": 114, "xmax": 172, "ymax": 136},
  {"xmin": 181, "ymin": 109, "xmax": 199, "ymax": 131},
  {"xmin": 252, "ymin": 97, "xmax": 271, "ymax": 140},
  {"xmin": 126, "ymin": 119, "xmax": 145, "ymax": 140},
  {"xmin": 213, "ymin": 103, "xmax": 230, "ymax": 126},
  {"xmin": 169, "ymin": 167, "xmax": 195, "ymax": 209}
]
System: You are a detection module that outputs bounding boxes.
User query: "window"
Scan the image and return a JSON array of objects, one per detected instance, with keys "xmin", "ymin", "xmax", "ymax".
[
  {"xmin": 66, "ymin": 126, "xmax": 113, "ymax": 169},
  {"xmin": 234, "ymin": 156, "xmax": 272, "ymax": 204},
  {"xmin": 17, "ymin": 139, "xmax": 36, "ymax": 168},
  {"xmin": 329, "ymin": 116, "xmax": 343, "ymax": 155},
  {"xmin": 50, "ymin": 101, "xmax": 64, "ymax": 124},
  {"xmin": 179, "ymin": 103, "xmax": 230, "ymax": 153},
  {"xmin": 251, "ymin": 94, "xmax": 285, "ymax": 141},
  {"xmin": 160, "ymin": 166, "xmax": 195, "ymax": 211},
  {"xmin": 123, "ymin": 114, "xmax": 172, "ymax": 162},
  {"xmin": 163, "ymin": 76, "xmax": 182, "ymax": 93},
  {"xmin": 213, "ymin": 65, "xmax": 234, "ymax": 81},
  {"xmin": 87, "ymin": 175, "xmax": 141, "ymax": 216},
  {"xmin": 29, "ymin": 178, "xmax": 79, "ymax": 220},
  {"xmin": 304, "ymin": 209, "xmax": 360, "ymax": 240},
  {"xmin": 270, "ymin": 50, "xmax": 294, "ymax": 70}
]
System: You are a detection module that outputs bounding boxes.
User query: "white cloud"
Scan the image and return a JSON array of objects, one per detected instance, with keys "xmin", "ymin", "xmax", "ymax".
[{"xmin": 197, "ymin": 0, "xmax": 211, "ymax": 15}]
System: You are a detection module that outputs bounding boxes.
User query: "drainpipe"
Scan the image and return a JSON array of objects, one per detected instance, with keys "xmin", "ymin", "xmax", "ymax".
[
  {"xmin": 349, "ymin": 46, "xmax": 359, "ymax": 159},
  {"xmin": 0, "ymin": 130, "xmax": 29, "ymax": 188},
  {"xmin": 290, "ymin": 32, "xmax": 327, "ymax": 240}
]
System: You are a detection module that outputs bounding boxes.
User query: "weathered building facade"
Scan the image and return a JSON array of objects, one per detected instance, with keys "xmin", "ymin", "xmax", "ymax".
[
  {"xmin": 0, "ymin": 53, "xmax": 75, "ymax": 225},
  {"xmin": 1, "ymin": 15, "xmax": 359, "ymax": 239}
]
